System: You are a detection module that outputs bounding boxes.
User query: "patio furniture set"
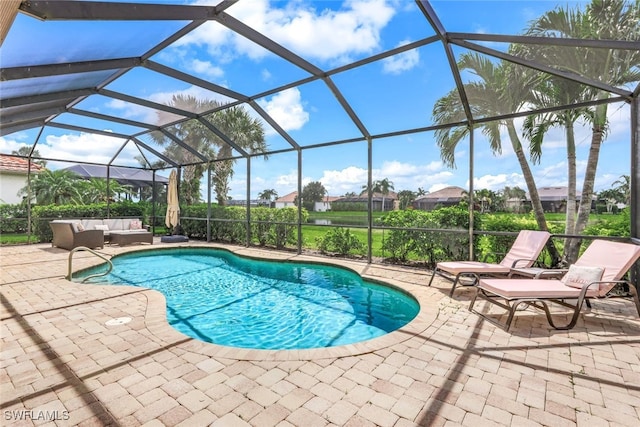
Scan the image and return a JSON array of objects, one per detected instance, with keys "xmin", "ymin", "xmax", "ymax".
[{"xmin": 49, "ymin": 218, "xmax": 152, "ymax": 250}]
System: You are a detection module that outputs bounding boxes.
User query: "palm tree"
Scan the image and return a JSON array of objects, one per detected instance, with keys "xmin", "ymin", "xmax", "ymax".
[
  {"xmin": 476, "ymin": 188, "xmax": 495, "ymax": 213},
  {"xmin": 612, "ymin": 174, "xmax": 630, "ymax": 205},
  {"xmin": 361, "ymin": 178, "xmax": 395, "ymax": 211},
  {"xmin": 397, "ymin": 190, "xmax": 416, "ymax": 210},
  {"xmin": 76, "ymin": 178, "xmax": 132, "ymax": 204},
  {"xmin": 152, "ymin": 95, "xmax": 267, "ymax": 205},
  {"xmin": 258, "ymin": 189, "xmax": 278, "ymax": 207},
  {"xmin": 522, "ymin": 64, "xmax": 589, "ymax": 251},
  {"xmin": 526, "ymin": 0, "xmax": 640, "ymax": 262},
  {"xmin": 502, "ymin": 186, "xmax": 527, "ymax": 213},
  {"xmin": 11, "ymin": 146, "xmax": 47, "ymax": 168},
  {"xmin": 432, "ymin": 52, "xmax": 561, "ymax": 263},
  {"xmin": 208, "ymin": 105, "xmax": 267, "ymax": 205},
  {"xmin": 24, "ymin": 169, "xmax": 81, "ymax": 205},
  {"xmin": 374, "ymin": 178, "xmax": 394, "ymax": 212}
]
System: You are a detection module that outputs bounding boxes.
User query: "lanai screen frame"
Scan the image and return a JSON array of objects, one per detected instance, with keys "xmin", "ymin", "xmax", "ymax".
[{"xmin": 1, "ymin": 0, "xmax": 639, "ymax": 279}]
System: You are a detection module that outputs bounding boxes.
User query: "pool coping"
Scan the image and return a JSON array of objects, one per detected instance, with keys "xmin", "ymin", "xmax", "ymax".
[{"xmin": 72, "ymin": 242, "xmax": 438, "ymax": 361}]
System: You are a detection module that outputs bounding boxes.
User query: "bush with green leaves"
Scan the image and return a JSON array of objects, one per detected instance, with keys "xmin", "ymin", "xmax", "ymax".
[
  {"xmin": 316, "ymin": 227, "xmax": 365, "ymax": 256},
  {"xmin": 180, "ymin": 205, "xmax": 305, "ymax": 248},
  {"xmin": 378, "ymin": 205, "xmax": 479, "ymax": 265},
  {"xmin": 0, "ymin": 204, "xmax": 28, "ymax": 234},
  {"xmin": 331, "ymin": 202, "xmax": 368, "ymax": 211}
]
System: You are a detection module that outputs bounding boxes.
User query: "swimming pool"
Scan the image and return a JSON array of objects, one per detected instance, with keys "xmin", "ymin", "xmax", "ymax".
[{"xmin": 80, "ymin": 248, "xmax": 419, "ymax": 350}]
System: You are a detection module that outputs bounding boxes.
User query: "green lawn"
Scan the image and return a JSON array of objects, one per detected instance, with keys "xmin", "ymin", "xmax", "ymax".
[{"xmin": 301, "ymin": 225, "xmax": 386, "ymax": 257}]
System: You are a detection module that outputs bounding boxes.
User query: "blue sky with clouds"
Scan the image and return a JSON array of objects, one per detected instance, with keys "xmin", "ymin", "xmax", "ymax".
[{"xmin": 1, "ymin": 0, "xmax": 632, "ymax": 201}]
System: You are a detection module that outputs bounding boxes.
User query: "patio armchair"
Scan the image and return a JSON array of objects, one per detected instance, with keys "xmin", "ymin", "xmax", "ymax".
[
  {"xmin": 50, "ymin": 221, "xmax": 104, "ymax": 250},
  {"xmin": 427, "ymin": 230, "xmax": 551, "ymax": 296},
  {"xmin": 469, "ymin": 239, "xmax": 640, "ymax": 331}
]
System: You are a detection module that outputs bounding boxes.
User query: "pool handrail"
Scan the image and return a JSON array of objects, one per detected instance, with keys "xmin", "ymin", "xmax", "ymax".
[{"xmin": 67, "ymin": 246, "xmax": 113, "ymax": 282}]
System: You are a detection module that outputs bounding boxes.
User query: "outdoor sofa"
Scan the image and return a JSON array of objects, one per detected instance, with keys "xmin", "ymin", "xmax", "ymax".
[
  {"xmin": 50, "ymin": 218, "xmax": 152, "ymax": 248},
  {"xmin": 49, "ymin": 221, "xmax": 104, "ymax": 250}
]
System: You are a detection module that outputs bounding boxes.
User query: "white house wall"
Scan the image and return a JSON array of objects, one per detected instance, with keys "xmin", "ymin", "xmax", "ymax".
[{"xmin": 0, "ymin": 172, "xmax": 26, "ymax": 204}]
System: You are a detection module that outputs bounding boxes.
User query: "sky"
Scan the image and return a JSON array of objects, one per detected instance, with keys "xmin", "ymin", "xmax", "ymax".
[{"xmin": 0, "ymin": 0, "xmax": 634, "ymax": 201}]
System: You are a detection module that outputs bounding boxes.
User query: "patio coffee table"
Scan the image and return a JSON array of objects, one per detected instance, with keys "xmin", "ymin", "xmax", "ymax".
[{"xmin": 110, "ymin": 231, "xmax": 153, "ymax": 246}]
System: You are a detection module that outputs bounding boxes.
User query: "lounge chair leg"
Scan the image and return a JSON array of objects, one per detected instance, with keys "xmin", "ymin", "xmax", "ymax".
[
  {"xmin": 428, "ymin": 268, "xmax": 438, "ymax": 287},
  {"xmin": 629, "ymin": 285, "xmax": 640, "ymax": 317},
  {"xmin": 449, "ymin": 275, "xmax": 461, "ymax": 297}
]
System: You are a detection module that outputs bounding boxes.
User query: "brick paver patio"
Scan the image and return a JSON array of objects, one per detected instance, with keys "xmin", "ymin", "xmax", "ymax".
[{"xmin": 1, "ymin": 241, "xmax": 639, "ymax": 426}]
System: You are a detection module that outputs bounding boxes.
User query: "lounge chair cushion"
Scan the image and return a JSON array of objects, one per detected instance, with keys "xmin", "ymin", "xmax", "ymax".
[
  {"xmin": 94, "ymin": 224, "xmax": 109, "ymax": 231},
  {"xmin": 560, "ymin": 265, "xmax": 604, "ymax": 290},
  {"xmin": 129, "ymin": 219, "xmax": 142, "ymax": 230},
  {"xmin": 479, "ymin": 278, "xmax": 600, "ymax": 299},
  {"xmin": 437, "ymin": 261, "xmax": 511, "ymax": 275},
  {"xmin": 74, "ymin": 222, "xmax": 85, "ymax": 232}
]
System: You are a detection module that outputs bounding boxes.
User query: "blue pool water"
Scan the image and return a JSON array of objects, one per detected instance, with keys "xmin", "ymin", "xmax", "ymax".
[{"xmin": 80, "ymin": 248, "xmax": 419, "ymax": 350}]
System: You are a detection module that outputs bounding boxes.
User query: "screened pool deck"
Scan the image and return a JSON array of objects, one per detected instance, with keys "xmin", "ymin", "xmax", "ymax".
[{"xmin": 2, "ymin": 241, "xmax": 639, "ymax": 426}]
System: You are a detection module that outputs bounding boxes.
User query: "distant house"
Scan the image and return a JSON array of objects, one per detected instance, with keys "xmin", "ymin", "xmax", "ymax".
[
  {"xmin": 413, "ymin": 186, "xmax": 465, "ymax": 211},
  {"xmin": 526, "ymin": 186, "xmax": 596, "ymax": 213},
  {"xmin": 274, "ymin": 191, "xmax": 298, "ymax": 209},
  {"xmin": 0, "ymin": 155, "xmax": 44, "ymax": 204},
  {"xmin": 274, "ymin": 192, "xmax": 340, "ymax": 211},
  {"xmin": 314, "ymin": 195, "xmax": 341, "ymax": 212},
  {"xmin": 334, "ymin": 191, "xmax": 398, "ymax": 211}
]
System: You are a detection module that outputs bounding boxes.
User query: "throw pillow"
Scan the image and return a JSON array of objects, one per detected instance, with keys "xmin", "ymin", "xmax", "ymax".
[
  {"xmin": 75, "ymin": 223, "xmax": 85, "ymax": 232},
  {"xmin": 129, "ymin": 220, "xmax": 142, "ymax": 230},
  {"xmin": 94, "ymin": 224, "xmax": 109, "ymax": 231},
  {"xmin": 561, "ymin": 265, "xmax": 604, "ymax": 290}
]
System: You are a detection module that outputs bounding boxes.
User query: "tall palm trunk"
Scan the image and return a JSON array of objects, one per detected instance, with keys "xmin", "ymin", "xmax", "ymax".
[
  {"xmin": 564, "ymin": 118, "xmax": 577, "ymax": 262},
  {"xmin": 565, "ymin": 97, "xmax": 609, "ymax": 263},
  {"xmin": 507, "ymin": 120, "xmax": 561, "ymax": 265}
]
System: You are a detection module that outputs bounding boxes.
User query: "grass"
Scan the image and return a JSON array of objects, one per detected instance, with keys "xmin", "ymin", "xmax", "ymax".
[
  {"xmin": 301, "ymin": 225, "xmax": 387, "ymax": 258},
  {"xmin": 0, "ymin": 233, "xmax": 36, "ymax": 245}
]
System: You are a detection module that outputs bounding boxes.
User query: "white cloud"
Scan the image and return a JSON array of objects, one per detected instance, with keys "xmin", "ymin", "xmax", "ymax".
[
  {"xmin": 473, "ymin": 173, "xmax": 525, "ymax": 191},
  {"xmin": 178, "ymin": 0, "xmax": 395, "ymax": 64},
  {"xmin": 36, "ymin": 133, "xmax": 140, "ymax": 169},
  {"xmin": 313, "ymin": 161, "xmax": 454, "ymax": 196},
  {"xmin": 319, "ymin": 166, "xmax": 369, "ymax": 194},
  {"xmin": 0, "ymin": 136, "xmax": 26, "ymax": 154},
  {"xmin": 382, "ymin": 40, "xmax": 419, "ymax": 74},
  {"xmin": 189, "ymin": 59, "xmax": 224, "ymax": 79},
  {"xmin": 258, "ymin": 88, "xmax": 309, "ymax": 131}
]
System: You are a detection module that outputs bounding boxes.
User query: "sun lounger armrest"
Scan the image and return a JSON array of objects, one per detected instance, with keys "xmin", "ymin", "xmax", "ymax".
[
  {"xmin": 509, "ymin": 258, "xmax": 547, "ymax": 269},
  {"xmin": 529, "ymin": 268, "xmax": 568, "ymax": 278}
]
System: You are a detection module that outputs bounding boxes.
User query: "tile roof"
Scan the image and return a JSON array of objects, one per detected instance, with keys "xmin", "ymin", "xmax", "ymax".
[
  {"xmin": 415, "ymin": 186, "xmax": 466, "ymax": 201},
  {"xmin": 275, "ymin": 191, "xmax": 298, "ymax": 203},
  {"xmin": 0, "ymin": 154, "xmax": 44, "ymax": 173}
]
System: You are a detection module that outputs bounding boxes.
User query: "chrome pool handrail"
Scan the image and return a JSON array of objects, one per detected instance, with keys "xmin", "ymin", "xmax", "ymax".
[{"xmin": 67, "ymin": 246, "xmax": 113, "ymax": 282}]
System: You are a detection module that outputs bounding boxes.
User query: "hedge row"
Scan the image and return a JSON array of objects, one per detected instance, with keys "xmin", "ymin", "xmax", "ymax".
[
  {"xmin": 181, "ymin": 205, "xmax": 307, "ymax": 249},
  {"xmin": 377, "ymin": 205, "xmax": 480, "ymax": 264}
]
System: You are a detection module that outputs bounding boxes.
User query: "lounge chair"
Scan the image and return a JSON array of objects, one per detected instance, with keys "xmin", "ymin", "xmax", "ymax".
[
  {"xmin": 428, "ymin": 230, "xmax": 551, "ymax": 296},
  {"xmin": 469, "ymin": 239, "xmax": 640, "ymax": 331}
]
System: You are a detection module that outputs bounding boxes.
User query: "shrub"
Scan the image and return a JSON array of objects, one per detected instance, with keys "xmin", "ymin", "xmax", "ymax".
[
  {"xmin": 316, "ymin": 227, "xmax": 364, "ymax": 256},
  {"xmin": 378, "ymin": 205, "xmax": 479, "ymax": 265},
  {"xmin": 0, "ymin": 204, "xmax": 28, "ymax": 234},
  {"xmin": 180, "ymin": 205, "xmax": 306, "ymax": 248}
]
